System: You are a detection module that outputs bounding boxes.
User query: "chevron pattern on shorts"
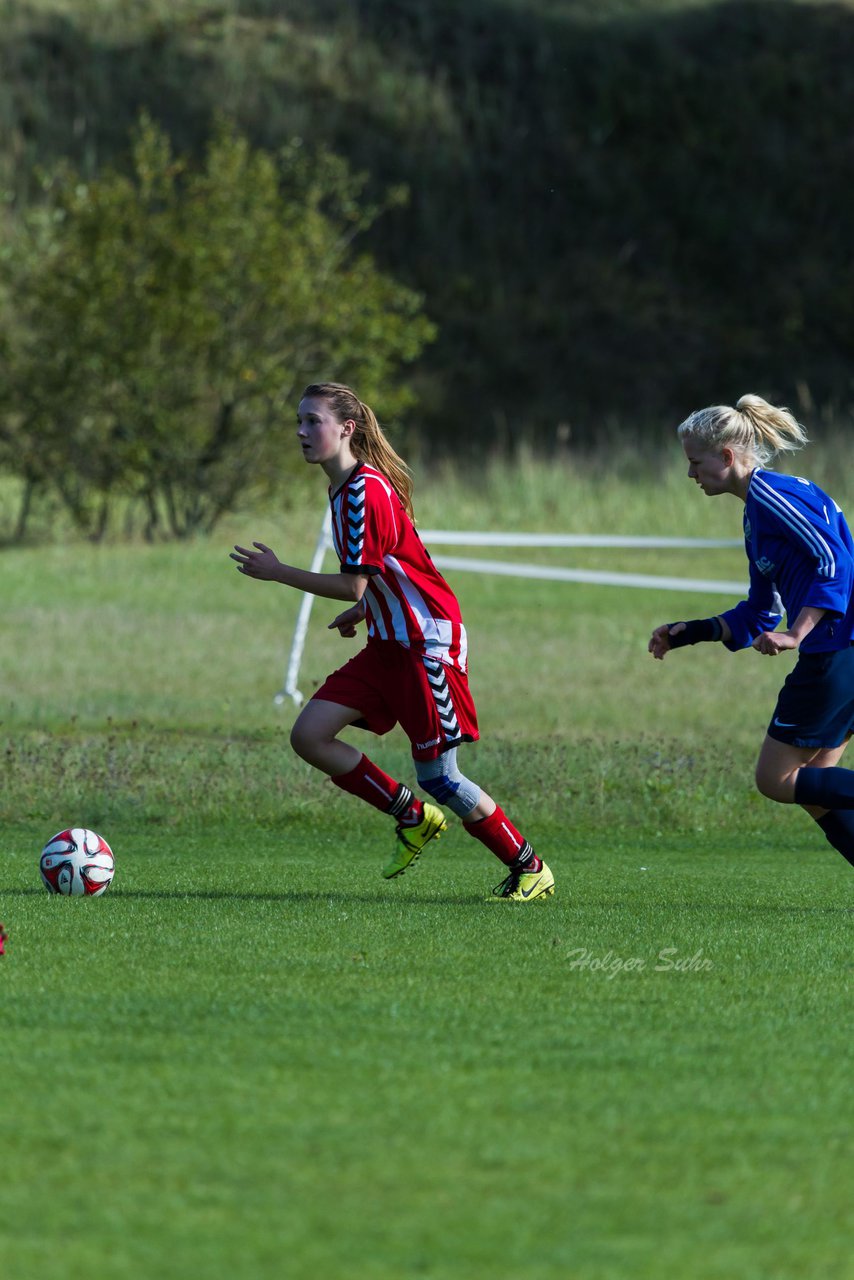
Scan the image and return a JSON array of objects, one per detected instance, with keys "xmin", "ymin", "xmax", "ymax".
[
  {"xmin": 423, "ymin": 658, "xmax": 460, "ymax": 741},
  {"xmin": 346, "ymin": 475, "xmax": 367, "ymax": 563}
]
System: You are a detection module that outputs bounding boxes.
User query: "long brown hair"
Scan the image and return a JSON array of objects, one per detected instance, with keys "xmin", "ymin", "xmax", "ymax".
[
  {"xmin": 302, "ymin": 382, "xmax": 415, "ymax": 519},
  {"xmin": 677, "ymin": 395, "xmax": 809, "ymax": 467}
]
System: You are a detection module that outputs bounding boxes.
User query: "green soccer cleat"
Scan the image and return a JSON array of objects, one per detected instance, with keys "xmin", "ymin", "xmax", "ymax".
[
  {"xmin": 382, "ymin": 803, "xmax": 448, "ymax": 879},
  {"xmin": 491, "ymin": 860, "xmax": 555, "ymax": 901}
]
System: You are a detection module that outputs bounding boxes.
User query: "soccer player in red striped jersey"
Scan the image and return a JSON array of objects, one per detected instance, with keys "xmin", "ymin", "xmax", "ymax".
[{"xmin": 231, "ymin": 382, "xmax": 553, "ymax": 901}]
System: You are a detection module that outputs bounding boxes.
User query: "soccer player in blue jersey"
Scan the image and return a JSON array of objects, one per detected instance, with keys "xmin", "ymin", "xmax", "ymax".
[{"xmin": 649, "ymin": 394, "xmax": 854, "ymax": 870}]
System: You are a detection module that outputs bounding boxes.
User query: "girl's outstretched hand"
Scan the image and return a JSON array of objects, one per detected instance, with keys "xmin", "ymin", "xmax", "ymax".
[
  {"xmin": 328, "ymin": 601, "xmax": 366, "ymax": 638},
  {"xmin": 648, "ymin": 622, "xmax": 683, "ymax": 660},
  {"xmin": 231, "ymin": 542, "xmax": 282, "ymax": 581}
]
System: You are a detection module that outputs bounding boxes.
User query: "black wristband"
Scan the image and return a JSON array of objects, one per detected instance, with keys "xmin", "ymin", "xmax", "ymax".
[{"xmin": 666, "ymin": 617, "xmax": 723, "ymax": 648}]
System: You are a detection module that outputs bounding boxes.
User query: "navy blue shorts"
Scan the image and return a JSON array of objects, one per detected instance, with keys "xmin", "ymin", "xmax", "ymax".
[{"xmin": 767, "ymin": 647, "xmax": 854, "ymax": 749}]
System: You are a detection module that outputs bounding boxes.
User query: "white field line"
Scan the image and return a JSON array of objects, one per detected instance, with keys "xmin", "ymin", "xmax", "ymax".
[
  {"xmin": 431, "ymin": 554, "xmax": 745, "ymax": 594},
  {"xmin": 420, "ymin": 531, "xmax": 741, "ymax": 549}
]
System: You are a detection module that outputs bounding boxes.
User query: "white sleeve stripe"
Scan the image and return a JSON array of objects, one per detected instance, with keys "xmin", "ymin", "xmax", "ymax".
[{"xmin": 751, "ymin": 476, "xmax": 836, "ymax": 577}]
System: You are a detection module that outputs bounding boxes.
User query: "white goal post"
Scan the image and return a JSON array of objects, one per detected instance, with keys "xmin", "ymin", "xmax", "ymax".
[{"xmin": 274, "ymin": 514, "xmax": 743, "ymax": 705}]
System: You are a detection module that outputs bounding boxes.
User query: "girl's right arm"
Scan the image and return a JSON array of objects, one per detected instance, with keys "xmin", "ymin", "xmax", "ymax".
[
  {"xmin": 231, "ymin": 542, "xmax": 368, "ymax": 602},
  {"xmin": 649, "ymin": 616, "xmax": 732, "ymax": 660}
]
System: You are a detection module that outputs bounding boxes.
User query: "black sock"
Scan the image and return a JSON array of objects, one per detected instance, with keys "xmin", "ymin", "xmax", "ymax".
[
  {"xmin": 815, "ymin": 811, "xmax": 854, "ymax": 868},
  {"xmin": 512, "ymin": 843, "xmax": 541, "ymax": 872},
  {"xmin": 388, "ymin": 783, "xmax": 422, "ymax": 827},
  {"xmin": 795, "ymin": 766, "xmax": 854, "ymax": 809}
]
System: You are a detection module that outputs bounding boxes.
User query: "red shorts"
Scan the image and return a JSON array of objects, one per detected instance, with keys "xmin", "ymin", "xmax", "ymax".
[{"xmin": 312, "ymin": 640, "xmax": 480, "ymax": 761}]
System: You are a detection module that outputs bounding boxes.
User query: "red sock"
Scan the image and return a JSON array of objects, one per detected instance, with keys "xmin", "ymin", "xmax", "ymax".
[
  {"xmin": 463, "ymin": 804, "xmax": 540, "ymax": 868},
  {"xmin": 331, "ymin": 754, "xmax": 422, "ymax": 824}
]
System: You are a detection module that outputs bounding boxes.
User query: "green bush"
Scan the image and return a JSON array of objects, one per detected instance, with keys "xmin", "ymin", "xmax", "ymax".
[{"xmin": 0, "ymin": 114, "xmax": 434, "ymax": 538}]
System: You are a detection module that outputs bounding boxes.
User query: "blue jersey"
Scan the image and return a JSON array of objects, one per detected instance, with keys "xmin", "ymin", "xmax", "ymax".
[{"xmin": 722, "ymin": 469, "xmax": 854, "ymax": 654}]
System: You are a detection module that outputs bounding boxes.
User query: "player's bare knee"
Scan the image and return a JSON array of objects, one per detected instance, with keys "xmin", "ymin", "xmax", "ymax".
[
  {"xmin": 290, "ymin": 716, "xmax": 321, "ymax": 763},
  {"xmin": 289, "ymin": 720, "xmax": 308, "ymax": 760},
  {"xmin": 754, "ymin": 764, "xmax": 796, "ymax": 804},
  {"xmin": 754, "ymin": 766, "xmax": 779, "ymax": 800}
]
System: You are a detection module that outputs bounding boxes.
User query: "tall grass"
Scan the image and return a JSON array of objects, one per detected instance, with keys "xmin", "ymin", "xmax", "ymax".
[
  {"xmin": 7, "ymin": 429, "xmax": 854, "ymax": 548},
  {"xmin": 413, "ymin": 432, "xmax": 854, "ymax": 537}
]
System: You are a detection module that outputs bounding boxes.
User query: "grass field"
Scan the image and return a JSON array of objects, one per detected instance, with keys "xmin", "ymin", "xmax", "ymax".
[{"xmin": 2, "ymin": 464, "xmax": 852, "ymax": 1279}]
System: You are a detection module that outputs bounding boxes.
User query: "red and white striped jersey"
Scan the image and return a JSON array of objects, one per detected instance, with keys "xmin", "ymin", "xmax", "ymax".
[{"xmin": 329, "ymin": 463, "xmax": 468, "ymax": 671}]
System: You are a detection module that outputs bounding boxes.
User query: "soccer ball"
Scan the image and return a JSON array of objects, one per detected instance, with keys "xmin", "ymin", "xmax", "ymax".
[{"xmin": 40, "ymin": 828, "xmax": 115, "ymax": 897}]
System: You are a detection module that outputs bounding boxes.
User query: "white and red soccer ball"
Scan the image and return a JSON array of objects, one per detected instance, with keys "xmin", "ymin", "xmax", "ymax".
[{"xmin": 40, "ymin": 828, "xmax": 115, "ymax": 897}]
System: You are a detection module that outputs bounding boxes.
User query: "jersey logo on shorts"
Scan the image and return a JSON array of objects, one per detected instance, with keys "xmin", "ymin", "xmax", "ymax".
[{"xmin": 423, "ymin": 658, "xmax": 460, "ymax": 742}]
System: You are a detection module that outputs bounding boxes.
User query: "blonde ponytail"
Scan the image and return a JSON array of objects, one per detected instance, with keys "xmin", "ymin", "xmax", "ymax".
[
  {"xmin": 677, "ymin": 395, "xmax": 809, "ymax": 467},
  {"xmin": 302, "ymin": 382, "xmax": 415, "ymax": 519}
]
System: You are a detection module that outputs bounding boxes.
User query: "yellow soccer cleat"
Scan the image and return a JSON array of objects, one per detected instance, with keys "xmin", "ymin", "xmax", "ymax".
[
  {"xmin": 491, "ymin": 860, "xmax": 555, "ymax": 901},
  {"xmin": 382, "ymin": 803, "xmax": 448, "ymax": 879}
]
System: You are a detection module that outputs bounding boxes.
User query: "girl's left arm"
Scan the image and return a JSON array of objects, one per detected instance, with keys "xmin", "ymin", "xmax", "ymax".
[
  {"xmin": 328, "ymin": 599, "xmax": 367, "ymax": 637},
  {"xmin": 231, "ymin": 542, "xmax": 368, "ymax": 602},
  {"xmin": 718, "ymin": 559, "xmax": 784, "ymax": 651},
  {"xmin": 753, "ymin": 605, "xmax": 826, "ymax": 656}
]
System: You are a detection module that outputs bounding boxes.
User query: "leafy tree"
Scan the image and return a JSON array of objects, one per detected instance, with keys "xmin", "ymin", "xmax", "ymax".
[{"xmin": 0, "ymin": 116, "xmax": 435, "ymax": 539}]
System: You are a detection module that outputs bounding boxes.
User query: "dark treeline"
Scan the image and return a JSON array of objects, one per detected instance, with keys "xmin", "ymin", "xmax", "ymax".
[{"xmin": 2, "ymin": 0, "xmax": 854, "ymax": 447}]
